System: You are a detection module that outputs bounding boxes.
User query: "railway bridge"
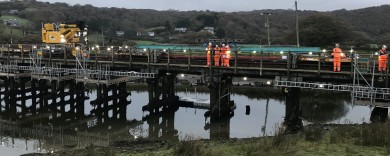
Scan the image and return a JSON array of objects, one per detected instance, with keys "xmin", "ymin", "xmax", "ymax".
[{"xmin": 0, "ymin": 45, "xmax": 388, "ymax": 132}]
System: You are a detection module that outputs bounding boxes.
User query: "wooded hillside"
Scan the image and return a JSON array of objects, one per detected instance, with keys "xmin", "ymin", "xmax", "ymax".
[{"xmin": 0, "ymin": 1, "xmax": 389, "ymax": 47}]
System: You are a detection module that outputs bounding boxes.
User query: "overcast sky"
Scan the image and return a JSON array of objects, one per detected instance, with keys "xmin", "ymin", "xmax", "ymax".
[{"xmin": 39, "ymin": 0, "xmax": 389, "ymax": 12}]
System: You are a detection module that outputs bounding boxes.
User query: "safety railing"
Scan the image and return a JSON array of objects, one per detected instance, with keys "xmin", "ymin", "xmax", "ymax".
[
  {"xmin": 0, "ymin": 65, "xmax": 155, "ymax": 79},
  {"xmin": 274, "ymin": 80, "xmax": 390, "ymax": 101}
]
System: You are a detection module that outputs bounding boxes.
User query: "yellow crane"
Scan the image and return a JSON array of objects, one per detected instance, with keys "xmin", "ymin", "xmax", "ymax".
[{"xmin": 41, "ymin": 21, "xmax": 87, "ymax": 56}]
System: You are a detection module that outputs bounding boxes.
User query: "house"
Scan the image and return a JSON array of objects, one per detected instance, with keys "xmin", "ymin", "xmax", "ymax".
[
  {"xmin": 174, "ymin": 27, "xmax": 187, "ymax": 33},
  {"xmin": 203, "ymin": 27, "xmax": 214, "ymax": 34},
  {"xmin": 116, "ymin": 31, "xmax": 124, "ymax": 37},
  {"xmin": 147, "ymin": 32, "xmax": 155, "ymax": 37},
  {"xmin": 136, "ymin": 31, "xmax": 155, "ymax": 37},
  {"xmin": 3, "ymin": 19, "xmax": 21, "ymax": 27},
  {"xmin": 8, "ymin": 9, "xmax": 19, "ymax": 14}
]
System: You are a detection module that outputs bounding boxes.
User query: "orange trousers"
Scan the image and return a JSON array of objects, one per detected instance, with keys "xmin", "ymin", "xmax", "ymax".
[
  {"xmin": 333, "ymin": 58, "xmax": 341, "ymax": 72},
  {"xmin": 378, "ymin": 59, "xmax": 387, "ymax": 72},
  {"xmin": 214, "ymin": 55, "xmax": 220, "ymax": 66},
  {"xmin": 222, "ymin": 58, "xmax": 230, "ymax": 67},
  {"xmin": 207, "ymin": 54, "xmax": 211, "ymax": 66}
]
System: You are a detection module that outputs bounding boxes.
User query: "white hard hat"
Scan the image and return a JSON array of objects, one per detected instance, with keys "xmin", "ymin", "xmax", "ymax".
[{"xmin": 383, "ymin": 45, "xmax": 387, "ymax": 48}]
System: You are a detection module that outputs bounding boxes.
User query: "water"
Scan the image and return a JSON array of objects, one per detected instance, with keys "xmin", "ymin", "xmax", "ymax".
[{"xmin": 0, "ymin": 86, "xmax": 373, "ymax": 155}]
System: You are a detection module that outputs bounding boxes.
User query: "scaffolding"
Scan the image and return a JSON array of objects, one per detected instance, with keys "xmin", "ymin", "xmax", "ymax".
[{"xmin": 275, "ymin": 54, "xmax": 390, "ymax": 106}]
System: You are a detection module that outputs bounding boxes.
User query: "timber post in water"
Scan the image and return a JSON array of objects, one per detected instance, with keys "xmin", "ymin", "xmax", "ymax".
[
  {"xmin": 142, "ymin": 71, "xmax": 180, "ymax": 141},
  {"xmin": 207, "ymin": 74, "xmax": 235, "ymax": 121},
  {"xmin": 142, "ymin": 71, "xmax": 179, "ymax": 114},
  {"xmin": 204, "ymin": 72, "xmax": 234, "ymax": 140},
  {"xmin": 0, "ymin": 77, "xmax": 88, "ymax": 120},
  {"xmin": 283, "ymin": 87, "xmax": 303, "ymax": 134},
  {"xmin": 91, "ymin": 82, "xmax": 131, "ymax": 124},
  {"xmin": 369, "ymin": 76, "xmax": 389, "ymax": 123}
]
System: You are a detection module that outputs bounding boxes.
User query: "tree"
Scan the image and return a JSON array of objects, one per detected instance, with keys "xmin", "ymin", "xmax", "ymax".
[
  {"xmin": 175, "ymin": 18, "xmax": 191, "ymax": 28},
  {"xmin": 347, "ymin": 31, "xmax": 373, "ymax": 47},
  {"xmin": 19, "ymin": 34, "xmax": 41, "ymax": 43},
  {"xmin": 195, "ymin": 14, "xmax": 217, "ymax": 26},
  {"xmin": 299, "ymin": 14, "xmax": 352, "ymax": 47},
  {"xmin": 377, "ymin": 33, "xmax": 390, "ymax": 45},
  {"xmin": 215, "ymin": 28, "xmax": 225, "ymax": 38},
  {"xmin": 164, "ymin": 20, "xmax": 171, "ymax": 31}
]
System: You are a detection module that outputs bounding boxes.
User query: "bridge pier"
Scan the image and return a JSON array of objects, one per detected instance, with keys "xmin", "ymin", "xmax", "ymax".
[
  {"xmin": 204, "ymin": 116, "xmax": 230, "ymax": 140},
  {"xmin": 142, "ymin": 72, "xmax": 179, "ymax": 114},
  {"xmin": 143, "ymin": 106, "xmax": 178, "ymax": 141},
  {"xmin": 282, "ymin": 87, "xmax": 303, "ymax": 134},
  {"xmin": 371, "ymin": 76, "xmax": 389, "ymax": 123},
  {"xmin": 0, "ymin": 77, "xmax": 50, "ymax": 119},
  {"xmin": 91, "ymin": 82, "xmax": 131, "ymax": 124},
  {"xmin": 29, "ymin": 79, "xmax": 48, "ymax": 115},
  {"xmin": 206, "ymin": 76, "xmax": 234, "ymax": 121},
  {"xmin": 41, "ymin": 80, "xmax": 87, "ymax": 120},
  {"xmin": 3, "ymin": 77, "xmax": 17, "ymax": 118},
  {"xmin": 370, "ymin": 107, "xmax": 388, "ymax": 123},
  {"xmin": 38, "ymin": 79, "xmax": 49, "ymax": 112},
  {"xmin": 0, "ymin": 77, "xmax": 40, "ymax": 119}
]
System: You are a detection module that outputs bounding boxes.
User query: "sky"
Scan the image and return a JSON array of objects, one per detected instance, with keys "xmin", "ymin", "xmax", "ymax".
[{"xmin": 38, "ymin": 0, "xmax": 389, "ymax": 12}]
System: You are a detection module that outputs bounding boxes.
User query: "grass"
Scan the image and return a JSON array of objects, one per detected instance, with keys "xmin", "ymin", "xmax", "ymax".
[
  {"xmin": 88, "ymin": 33, "xmax": 104, "ymax": 44},
  {"xmin": 51, "ymin": 123, "xmax": 390, "ymax": 156},
  {"xmin": 160, "ymin": 123, "xmax": 390, "ymax": 155},
  {"xmin": 132, "ymin": 40, "xmax": 156, "ymax": 45},
  {"xmin": 0, "ymin": 15, "xmax": 32, "ymax": 26},
  {"xmin": 1, "ymin": 27, "xmax": 23, "ymax": 35}
]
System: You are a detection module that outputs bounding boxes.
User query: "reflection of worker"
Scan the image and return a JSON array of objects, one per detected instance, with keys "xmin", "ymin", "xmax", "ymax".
[
  {"xmin": 378, "ymin": 45, "xmax": 387, "ymax": 73},
  {"xmin": 214, "ymin": 45, "xmax": 221, "ymax": 66},
  {"xmin": 331, "ymin": 43, "xmax": 344, "ymax": 72},
  {"xmin": 224, "ymin": 45, "xmax": 231, "ymax": 67},
  {"xmin": 220, "ymin": 44, "xmax": 226, "ymax": 66},
  {"xmin": 206, "ymin": 42, "xmax": 212, "ymax": 66}
]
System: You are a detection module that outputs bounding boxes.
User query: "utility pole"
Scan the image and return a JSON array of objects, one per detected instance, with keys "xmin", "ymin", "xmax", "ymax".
[
  {"xmin": 295, "ymin": 1, "xmax": 300, "ymax": 47},
  {"xmin": 101, "ymin": 28, "xmax": 104, "ymax": 47},
  {"xmin": 261, "ymin": 13, "xmax": 272, "ymax": 46}
]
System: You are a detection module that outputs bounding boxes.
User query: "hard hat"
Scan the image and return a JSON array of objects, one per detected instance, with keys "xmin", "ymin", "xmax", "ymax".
[
  {"xmin": 383, "ymin": 45, "xmax": 387, "ymax": 49},
  {"xmin": 222, "ymin": 44, "xmax": 225, "ymax": 46}
]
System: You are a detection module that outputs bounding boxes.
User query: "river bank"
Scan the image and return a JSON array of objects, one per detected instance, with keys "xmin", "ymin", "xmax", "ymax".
[{"xmin": 27, "ymin": 121, "xmax": 390, "ymax": 156}]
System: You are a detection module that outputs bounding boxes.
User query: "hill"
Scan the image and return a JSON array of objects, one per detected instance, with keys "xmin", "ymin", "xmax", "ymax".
[{"xmin": 0, "ymin": 1, "xmax": 389, "ymax": 47}]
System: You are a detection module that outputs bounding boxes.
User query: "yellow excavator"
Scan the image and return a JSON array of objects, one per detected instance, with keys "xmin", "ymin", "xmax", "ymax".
[{"xmin": 41, "ymin": 21, "xmax": 87, "ymax": 56}]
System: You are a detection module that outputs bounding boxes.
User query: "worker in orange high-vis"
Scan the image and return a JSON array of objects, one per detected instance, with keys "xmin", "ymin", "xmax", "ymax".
[
  {"xmin": 220, "ymin": 44, "xmax": 227, "ymax": 66},
  {"xmin": 378, "ymin": 45, "xmax": 387, "ymax": 73},
  {"xmin": 206, "ymin": 42, "xmax": 212, "ymax": 66},
  {"xmin": 331, "ymin": 43, "xmax": 344, "ymax": 72},
  {"xmin": 224, "ymin": 44, "xmax": 231, "ymax": 67},
  {"xmin": 214, "ymin": 45, "xmax": 221, "ymax": 66}
]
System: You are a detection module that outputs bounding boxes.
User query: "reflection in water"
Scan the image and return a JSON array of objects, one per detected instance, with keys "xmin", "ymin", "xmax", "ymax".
[
  {"xmin": 0, "ymin": 79, "xmax": 373, "ymax": 154},
  {"xmin": 300, "ymin": 92, "xmax": 350, "ymax": 123},
  {"xmin": 205, "ymin": 117, "xmax": 230, "ymax": 140},
  {"xmin": 261, "ymin": 98, "xmax": 269, "ymax": 136}
]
